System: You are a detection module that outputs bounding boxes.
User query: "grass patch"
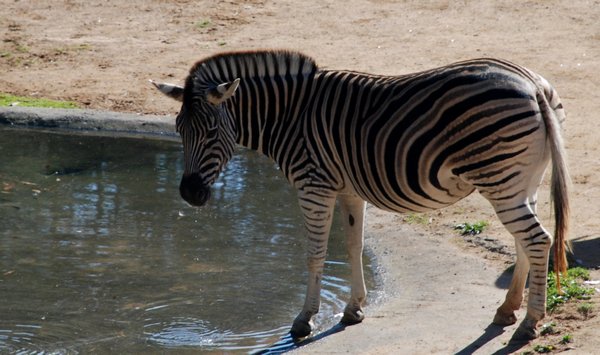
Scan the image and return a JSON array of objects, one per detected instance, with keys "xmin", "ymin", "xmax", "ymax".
[
  {"xmin": 547, "ymin": 267, "xmax": 594, "ymax": 312},
  {"xmin": 533, "ymin": 344, "xmax": 555, "ymax": 353},
  {"xmin": 404, "ymin": 213, "xmax": 431, "ymax": 225},
  {"xmin": 522, "ymin": 268, "xmax": 595, "ymax": 355},
  {"xmin": 539, "ymin": 322, "xmax": 557, "ymax": 336},
  {"xmin": 53, "ymin": 43, "xmax": 92, "ymax": 56},
  {"xmin": 0, "ymin": 93, "xmax": 79, "ymax": 109},
  {"xmin": 560, "ymin": 334, "xmax": 573, "ymax": 344},
  {"xmin": 454, "ymin": 220, "xmax": 488, "ymax": 235},
  {"xmin": 577, "ymin": 303, "xmax": 594, "ymax": 318},
  {"xmin": 195, "ymin": 19, "xmax": 211, "ymax": 29},
  {"xmin": 15, "ymin": 44, "xmax": 30, "ymax": 53},
  {"xmin": 73, "ymin": 43, "xmax": 92, "ymax": 51}
]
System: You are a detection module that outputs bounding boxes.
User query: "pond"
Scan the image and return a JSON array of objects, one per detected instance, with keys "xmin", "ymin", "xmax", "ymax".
[{"xmin": 0, "ymin": 127, "xmax": 377, "ymax": 353}]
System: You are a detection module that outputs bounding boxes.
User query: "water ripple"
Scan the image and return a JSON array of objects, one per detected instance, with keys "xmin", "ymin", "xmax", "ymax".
[
  {"xmin": 0, "ymin": 129, "xmax": 379, "ymax": 353},
  {"xmin": 144, "ymin": 317, "xmax": 290, "ymax": 352}
]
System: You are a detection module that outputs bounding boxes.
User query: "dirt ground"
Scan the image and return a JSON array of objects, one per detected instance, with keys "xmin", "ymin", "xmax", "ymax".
[{"xmin": 1, "ymin": 0, "xmax": 599, "ymax": 353}]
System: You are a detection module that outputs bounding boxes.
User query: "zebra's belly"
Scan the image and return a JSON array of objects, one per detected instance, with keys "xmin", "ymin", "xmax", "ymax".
[{"xmin": 348, "ymin": 175, "xmax": 476, "ymax": 214}]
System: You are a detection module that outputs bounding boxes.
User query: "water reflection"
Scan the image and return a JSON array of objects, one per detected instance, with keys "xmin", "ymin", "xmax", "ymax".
[{"xmin": 0, "ymin": 127, "xmax": 376, "ymax": 353}]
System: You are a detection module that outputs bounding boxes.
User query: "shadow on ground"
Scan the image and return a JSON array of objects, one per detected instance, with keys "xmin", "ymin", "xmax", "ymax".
[
  {"xmin": 493, "ymin": 234, "xmax": 600, "ymax": 289},
  {"xmin": 494, "ymin": 265, "xmax": 514, "ymax": 289},
  {"xmin": 455, "ymin": 323, "xmax": 531, "ymax": 355},
  {"xmin": 571, "ymin": 235, "xmax": 600, "ymax": 268},
  {"xmin": 252, "ymin": 323, "xmax": 347, "ymax": 354}
]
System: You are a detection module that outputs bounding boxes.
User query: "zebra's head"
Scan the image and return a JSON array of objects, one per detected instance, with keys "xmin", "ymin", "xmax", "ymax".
[{"xmin": 152, "ymin": 77, "xmax": 240, "ymax": 206}]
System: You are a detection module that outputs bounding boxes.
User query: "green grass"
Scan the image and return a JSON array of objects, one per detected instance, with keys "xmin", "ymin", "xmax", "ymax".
[
  {"xmin": 195, "ymin": 19, "xmax": 211, "ymax": 29},
  {"xmin": 520, "ymin": 268, "xmax": 594, "ymax": 355},
  {"xmin": 404, "ymin": 213, "xmax": 430, "ymax": 225},
  {"xmin": 0, "ymin": 93, "xmax": 79, "ymax": 109},
  {"xmin": 547, "ymin": 267, "xmax": 594, "ymax": 312},
  {"xmin": 454, "ymin": 220, "xmax": 489, "ymax": 235},
  {"xmin": 15, "ymin": 44, "xmax": 29, "ymax": 53},
  {"xmin": 539, "ymin": 322, "xmax": 557, "ymax": 336},
  {"xmin": 53, "ymin": 43, "xmax": 92, "ymax": 56},
  {"xmin": 577, "ymin": 303, "xmax": 594, "ymax": 318},
  {"xmin": 533, "ymin": 344, "xmax": 555, "ymax": 353},
  {"xmin": 560, "ymin": 334, "xmax": 573, "ymax": 344}
]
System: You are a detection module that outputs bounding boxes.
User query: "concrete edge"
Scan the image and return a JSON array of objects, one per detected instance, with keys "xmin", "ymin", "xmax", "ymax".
[{"xmin": 0, "ymin": 107, "xmax": 178, "ymax": 140}]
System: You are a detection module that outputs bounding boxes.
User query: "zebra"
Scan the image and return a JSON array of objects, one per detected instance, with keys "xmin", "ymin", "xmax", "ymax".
[{"xmin": 152, "ymin": 50, "xmax": 569, "ymax": 341}]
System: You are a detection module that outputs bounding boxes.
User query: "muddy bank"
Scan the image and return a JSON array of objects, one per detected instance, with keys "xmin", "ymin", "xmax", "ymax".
[{"xmin": 0, "ymin": 107, "xmax": 176, "ymax": 140}]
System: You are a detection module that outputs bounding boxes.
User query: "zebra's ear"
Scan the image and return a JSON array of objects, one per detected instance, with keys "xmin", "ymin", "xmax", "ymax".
[
  {"xmin": 149, "ymin": 80, "xmax": 184, "ymax": 102},
  {"xmin": 207, "ymin": 78, "xmax": 240, "ymax": 105}
]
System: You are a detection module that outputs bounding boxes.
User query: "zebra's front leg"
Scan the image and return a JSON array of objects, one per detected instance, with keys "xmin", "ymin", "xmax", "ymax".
[
  {"xmin": 291, "ymin": 190, "xmax": 337, "ymax": 338},
  {"xmin": 338, "ymin": 194, "xmax": 367, "ymax": 325}
]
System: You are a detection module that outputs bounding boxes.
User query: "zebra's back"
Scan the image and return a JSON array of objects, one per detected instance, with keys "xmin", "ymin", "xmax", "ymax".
[{"xmin": 306, "ymin": 59, "xmax": 552, "ymax": 213}]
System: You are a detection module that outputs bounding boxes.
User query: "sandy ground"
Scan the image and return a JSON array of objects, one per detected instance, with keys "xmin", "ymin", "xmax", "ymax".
[{"xmin": 1, "ymin": 1, "xmax": 599, "ymax": 353}]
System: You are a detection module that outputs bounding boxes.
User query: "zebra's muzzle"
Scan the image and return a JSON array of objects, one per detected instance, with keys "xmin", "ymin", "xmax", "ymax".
[{"xmin": 179, "ymin": 174, "xmax": 211, "ymax": 207}]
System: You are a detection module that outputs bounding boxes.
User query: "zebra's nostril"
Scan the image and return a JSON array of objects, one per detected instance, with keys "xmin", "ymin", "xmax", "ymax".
[{"xmin": 179, "ymin": 174, "xmax": 211, "ymax": 206}]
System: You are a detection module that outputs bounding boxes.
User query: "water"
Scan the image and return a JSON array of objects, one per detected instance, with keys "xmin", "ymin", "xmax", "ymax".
[{"xmin": 0, "ymin": 127, "xmax": 377, "ymax": 353}]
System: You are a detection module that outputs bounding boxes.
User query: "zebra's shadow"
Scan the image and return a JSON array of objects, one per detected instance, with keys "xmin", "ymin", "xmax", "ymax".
[
  {"xmin": 570, "ymin": 235, "xmax": 600, "ymax": 268},
  {"xmin": 252, "ymin": 323, "xmax": 347, "ymax": 354},
  {"xmin": 454, "ymin": 323, "xmax": 530, "ymax": 355}
]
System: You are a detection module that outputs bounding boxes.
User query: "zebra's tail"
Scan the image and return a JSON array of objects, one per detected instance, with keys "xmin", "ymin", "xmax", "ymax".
[{"xmin": 537, "ymin": 77, "xmax": 570, "ymax": 292}]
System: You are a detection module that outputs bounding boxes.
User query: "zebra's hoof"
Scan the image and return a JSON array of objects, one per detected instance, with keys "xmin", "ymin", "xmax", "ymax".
[
  {"xmin": 290, "ymin": 317, "xmax": 313, "ymax": 339},
  {"xmin": 341, "ymin": 306, "xmax": 365, "ymax": 325},
  {"xmin": 493, "ymin": 308, "xmax": 518, "ymax": 326},
  {"xmin": 511, "ymin": 320, "xmax": 539, "ymax": 341}
]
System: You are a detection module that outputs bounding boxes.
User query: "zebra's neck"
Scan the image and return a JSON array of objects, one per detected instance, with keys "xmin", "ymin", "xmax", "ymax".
[
  {"xmin": 228, "ymin": 72, "xmax": 315, "ymax": 158},
  {"xmin": 190, "ymin": 50, "xmax": 320, "ymax": 167}
]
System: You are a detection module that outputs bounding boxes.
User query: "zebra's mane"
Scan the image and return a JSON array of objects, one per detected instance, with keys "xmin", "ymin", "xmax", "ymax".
[{"xmin": 189, "ymin": 50, "xmax": 319, "ymax": 84}]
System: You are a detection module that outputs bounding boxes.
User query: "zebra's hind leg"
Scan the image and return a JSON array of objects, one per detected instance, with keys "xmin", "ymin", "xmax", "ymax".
[
  {"xmin": 493, "ymin": 240, "xmax": 529, "ymax": 326},
  {"xmin": 491, "ymin": 200, "xmax": 552, "ymax": 340},
  {"xmin": 338, "ymin": 194, "xmax": 367, "ymax": 325}
]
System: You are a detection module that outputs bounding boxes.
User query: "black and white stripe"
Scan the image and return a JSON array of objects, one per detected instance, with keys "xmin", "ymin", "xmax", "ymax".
[{"xmin": 158, "ymin": 50, "xmax": 569, "ymax": 341}]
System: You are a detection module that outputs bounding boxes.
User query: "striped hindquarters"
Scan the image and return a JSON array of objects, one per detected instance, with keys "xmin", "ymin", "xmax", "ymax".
[{"xmin": 307, "ymin": 59, "xmax": 546, "ymax": 214}]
